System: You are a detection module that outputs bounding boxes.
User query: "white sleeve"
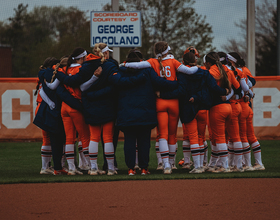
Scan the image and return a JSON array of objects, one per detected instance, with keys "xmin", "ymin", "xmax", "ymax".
[
  {"xmin": 177, "ymin": 65, "xmax": 198, "ymax": 75},
  {"xmin": 80, "ymin": 75, "xmax": 99, "ymax": 92},
  {"xmin": 247, "ymin": 79, "xmax": 253, "ymax": 88},
  {"xmin": 235, "ymin": 90, "xmax": 244, "ymax": 100},
  {"xmin": 125, "ymin": 61, "xmax": 151, "ymax": 69},
  {"xmin": 39, "ymin": 87, "xmax": 55, "ymax": 110},
  {"xmin": 45, "ymin": 78, "xmax": 60, "ymax": 90},
  {"xmin": 240, "ymin": 78, "xmax": 249, "ymax": 92},
  {"xmin": 248, "ymin": 89, "xmax": 254, "ymax": 98},
  {"xmin": 226, "ymin": 89, "xmax": 234, "ymax": 101}
]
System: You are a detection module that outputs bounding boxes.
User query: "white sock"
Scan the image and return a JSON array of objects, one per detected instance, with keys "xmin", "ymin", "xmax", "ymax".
[
  {"xmin": 83, "ymin": 145, "xmax": 91, "ymax": 166},
  {"xmin": 105, "ymin": 142, "xmax": 114, "ymax": 171},
  {"xmin": 159, "ymin": 139, "xmax": 170, "ymax": 168},
  {"xmin": 65, "ymin": 144, "xmax": 76, "ymax": 170},
  {"xmin": 78, "ymin": 141, "xmax": 87, "ymax": 167},
  {"xmin": 251, "ymin": 141, "xmax": 263, "ymax": 165},
  {"xmin": 242, "ymin": 142, "xmax": 252, "ymax": 166},
  {"xmin": 228, "ymin": 142, "xmax": 234, "ymax": 167},
  {"xmin": 216, "ymin": 143, "xmax": 228, "ymax": 169},
  {"xmin": 41, "ymin": 145, "xmax": 52, "ymax": 170},
  {"xmin": 209, "ymin": 142, "xmax": 218, "ymax": 167},
  {"xmin": 233, "ymin": 142, "xmax": 243, "ymax": 169},
  {"xmin": 190, "ymin": 144, "xmax": 200, "ymax": 169},
  {"xmin": 169, "ymin": 144, "xmax": 177, "ymax": 165},
  {"xmin": 155, "ymin": 141, "xmax": 162, "ymax": 164},
  {"xmin": 89, "ymin": 141, "xmax": 99, "ymax": 170},
  {"xmin": 183, "ymin": 140, "xmax": 191, "ymax": 164},
  {"xmin": 199, "ymin": 145, "xmax": 204, "ymax": 167}
]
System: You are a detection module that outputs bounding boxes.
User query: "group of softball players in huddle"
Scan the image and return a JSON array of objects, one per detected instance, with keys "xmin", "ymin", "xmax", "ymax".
[{"xmin": 34, "ymin": 40, "xmax": 265, "ymax": 176}]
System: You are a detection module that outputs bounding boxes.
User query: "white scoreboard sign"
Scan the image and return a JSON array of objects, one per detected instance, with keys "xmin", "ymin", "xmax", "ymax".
[{"xmin": 90, "ymin": 11, "xmax": 141, "ymax": 47}]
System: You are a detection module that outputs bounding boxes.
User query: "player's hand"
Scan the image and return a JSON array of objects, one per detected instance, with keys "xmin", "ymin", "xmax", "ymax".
[
  {"xmin": 155, "ymin": 91, "xmax": 160, "ymax": 98},
  {"xmin": 244, "ymin": 95, "xmax": 249, "ymax": 102},
  {"xmin": 189, "ymin": 97, "xmax": 194, "ymax": 103},
  {"xmin": 221, "ymin": 96, "xmax": 227, "ymax": 102},
  {"xmin": 94, "ymin": 67, "xmax": 102, "ymax": 77},
  {"xmin": 119, "ymin": 63, "xmax": 125, "ymax": 67},
  {"xmin": 225, "ymin": 88, "xmax": 229, "ymax": 95}
]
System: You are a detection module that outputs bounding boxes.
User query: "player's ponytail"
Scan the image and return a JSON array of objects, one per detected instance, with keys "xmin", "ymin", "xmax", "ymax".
[
  {"xmin": 51, "ymin": 57, "xmax": 68, "ymax": 83},
  {"xmin": 206, "ymin": 52, "xmax": 231, "ymax": 90},
  {"xmin": 154, "ymin": 41, "xmax": 169, "ymax": 78},
  {"xmin": 93, "ymin": 43, "xmax": 107, "ymax": 64}
]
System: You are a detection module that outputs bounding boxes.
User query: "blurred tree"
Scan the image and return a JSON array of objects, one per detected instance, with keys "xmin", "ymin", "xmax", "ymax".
[
  {"xmin": 0, "ymin": 4, "xmax": 91, "ymax": 77},
  {"xmin": 221, "ymin": 0, "xmax": 276, "ymax": 76},
  {"xmin": 103, "ymin": 0, "xmax": 215, "ymax": 63}
]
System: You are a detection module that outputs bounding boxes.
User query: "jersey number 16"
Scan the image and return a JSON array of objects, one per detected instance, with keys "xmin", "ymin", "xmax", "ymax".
[{"xmin": 160, "ymin": 66, "xmax": 171, "ymax": 78}]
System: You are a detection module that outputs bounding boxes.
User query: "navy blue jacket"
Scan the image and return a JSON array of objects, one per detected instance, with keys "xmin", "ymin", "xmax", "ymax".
[
  {"xmin": 111, "ymin": 66, "xmax": 178, "ymax": 130},
  {"xmin": 33, "ymin": 68, "xmax": 82, "ymax": 133},
  {"xmin": 81, "ymin": 59, "xmax": 149, "ymax": 125},
  {"xmin": 161, "ymin": 68, "xmax": 227, "ymax": 123},
  {"xmin": 55, "ymin": 57, "xmax": 101, "ymax": 87}
]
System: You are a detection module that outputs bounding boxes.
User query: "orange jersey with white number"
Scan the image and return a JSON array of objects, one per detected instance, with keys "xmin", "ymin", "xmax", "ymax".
[{"xmin": 147, "ymin": 56, "xmax": 182, "ymax": 81}]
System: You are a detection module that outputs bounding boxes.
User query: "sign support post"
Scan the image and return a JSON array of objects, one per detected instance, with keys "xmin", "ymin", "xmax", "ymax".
[{"xmin": 112, "ymin": 0, "xmax": 120, "ymax": 63}]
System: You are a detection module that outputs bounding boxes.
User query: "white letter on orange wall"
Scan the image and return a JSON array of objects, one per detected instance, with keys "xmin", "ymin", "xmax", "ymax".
[{"xmin": 2, "ymin": 90, "xmax": 31, "ymax": 129}]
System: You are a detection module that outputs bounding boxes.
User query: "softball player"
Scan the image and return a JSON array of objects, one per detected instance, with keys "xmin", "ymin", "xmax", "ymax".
[
  {"xmin": 34, "ymin": 69, "xmax": 53, "ymax": 175},
  {"xmin": 124, "ymin": 41, "xmax": 198, "ymax": 174},
  {"xmin": 218, "ymin": 52, "xmax": 244, "ymax": 172},
  {"xmin": 228, "ymin": 52, "xmax": 265, "ymax": 171},
  {"xmin": 204, "ymin": 52, "xmax": 240, "ymax": 173},
  {"xmin": 161, "ymin": 52, "xmax": 228, "ymax": 173}
]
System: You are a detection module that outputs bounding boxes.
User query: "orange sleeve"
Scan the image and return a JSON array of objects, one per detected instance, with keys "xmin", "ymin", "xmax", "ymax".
[
  {"xmin": 242, "ymin": 66, "xmax": 254, "ymax": 78},
  {"xmin": 173, "ymin": 59, "xmax": 183, "ymax": 69}
]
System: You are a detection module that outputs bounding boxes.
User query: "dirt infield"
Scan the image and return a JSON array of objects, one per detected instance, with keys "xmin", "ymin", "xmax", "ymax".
[{"xmin": 1, "ymin": 178, "xmax": 279, "ymax": 220}]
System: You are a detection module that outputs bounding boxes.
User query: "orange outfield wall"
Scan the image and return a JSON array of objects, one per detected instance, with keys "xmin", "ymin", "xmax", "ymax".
[{"xmin": 0, "ymin": 76, "xmax": 279, "ymax": 141}]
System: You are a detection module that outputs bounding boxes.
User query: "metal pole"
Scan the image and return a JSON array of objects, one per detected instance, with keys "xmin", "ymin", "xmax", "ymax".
[
  {"xmin": 277, "ymin": 0, "xmax": 280, "ymax": 75},
  {"xmin": 247, "ymin": 0, "xmax": 256, "ymax": 76},
  {"xmin": 112, "ymin": 0, "xmax": 120, "ymax": 63}
]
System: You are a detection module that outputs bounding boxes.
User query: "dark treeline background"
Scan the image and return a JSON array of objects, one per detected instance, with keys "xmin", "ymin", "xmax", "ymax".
[{"xmin": 0, "ymin": 0, "xmax": 277, "ymax": 77}]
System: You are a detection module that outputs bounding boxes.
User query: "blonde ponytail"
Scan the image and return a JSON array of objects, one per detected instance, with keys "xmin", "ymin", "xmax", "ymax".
[{"xmin": 94, "ymin": 43, "xmax": 107, "ymax": 64}]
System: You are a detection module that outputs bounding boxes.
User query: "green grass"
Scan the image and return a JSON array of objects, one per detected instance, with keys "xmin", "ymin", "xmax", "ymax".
[{"xmin": 0, "ymin": 140, "xmax": 279, "ymax": 184}]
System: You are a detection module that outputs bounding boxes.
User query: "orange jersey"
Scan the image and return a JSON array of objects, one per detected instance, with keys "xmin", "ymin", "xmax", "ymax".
[
  {"xmin": 59, "ymin": 65, "xmax": 82, "ymax": 100},
  {"xmin": 242, "ymin": 66, "xmax": 254, "ymax": 78},
  {"xmin": 147, "ymin": 56, "xmax": 182, "ymax": 81},
  {"xmin": 209, "ymin": 65, "xmax": 240, "ymax": 89},
  {"xmin": 86, "ymin": 53, "xmax": 102, "ymax": 62}
]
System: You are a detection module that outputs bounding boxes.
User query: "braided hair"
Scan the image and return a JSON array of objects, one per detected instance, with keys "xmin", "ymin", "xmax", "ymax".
[{"xmin": 154, "ymin": 41, "xmax": 168, "ymax": 77}]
